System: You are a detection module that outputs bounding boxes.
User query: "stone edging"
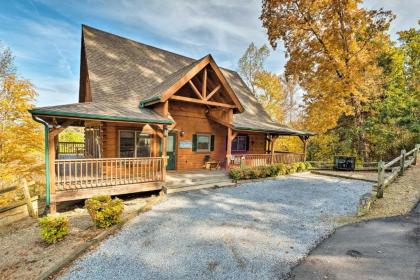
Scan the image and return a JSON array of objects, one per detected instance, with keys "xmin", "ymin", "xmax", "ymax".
[{"xmin": 36, "ymin": 191, "xmax": 166, "ymax": 280}]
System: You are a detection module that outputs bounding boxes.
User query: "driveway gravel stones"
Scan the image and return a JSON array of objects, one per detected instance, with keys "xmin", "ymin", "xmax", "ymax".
[{"xmin": 60, "ymin": 172, "xmax": 372, "ymax": 280}]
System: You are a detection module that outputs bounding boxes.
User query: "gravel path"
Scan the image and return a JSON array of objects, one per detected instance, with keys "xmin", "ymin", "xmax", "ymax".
[{"xmin": 60, "ymin": 172, "xmax": 372, "ymax": 280}]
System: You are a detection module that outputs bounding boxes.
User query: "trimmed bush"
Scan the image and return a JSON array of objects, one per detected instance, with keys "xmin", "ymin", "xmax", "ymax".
[
  {"xmin": 229, "ymin": 167, "xmax": 243, "ymax": 181},
  {"xmin": 296, "ymin": 162, "xmax": 307, "ymax": 172},
  {"xmin": 275, "ymin": 163, "xmax": 287, "ymax": 175},
  {"xmin": 229, "ymin": 162, "xmax": 310, "ymax": 181},
  {"xmin": 85, "ymin": 195, "xmax": 124, "ymax": 228},
  {"xmin": 38, "ymin": 215, "xmax": 69, "ymax": 244}
]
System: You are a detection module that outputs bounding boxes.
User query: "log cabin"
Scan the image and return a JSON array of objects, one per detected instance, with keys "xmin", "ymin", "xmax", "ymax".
[{"xmin": 29, "ymin": 25, "xmax": 314, "ymax": 212}]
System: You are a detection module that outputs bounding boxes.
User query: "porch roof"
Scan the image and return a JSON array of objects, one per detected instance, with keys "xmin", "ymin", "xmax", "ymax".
[
  {"xmin": 232, "ymin": 117, "xmax": 315, "ymax": 136},
  {"xmin": 30, "ymin": 102, "xmax": 173, "ymax": 124}
]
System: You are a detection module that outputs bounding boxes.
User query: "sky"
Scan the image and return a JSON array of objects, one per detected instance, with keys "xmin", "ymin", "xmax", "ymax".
[{"xmin": 0, "ymin": 0, "xmax": 419, "ymax": 107}]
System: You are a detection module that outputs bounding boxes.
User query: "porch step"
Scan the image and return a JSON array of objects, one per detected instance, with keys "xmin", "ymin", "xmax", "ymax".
[
  {"xmin": 166, "ymin": 176, "xmax": 231, "ymax": 187},
  {"xmin": 166, "ymin": 180, "xmax": 236, "ymax": 194},
  {"xmin": 166, "ymin": 170, "xmax": 229, "ymax": 185}
]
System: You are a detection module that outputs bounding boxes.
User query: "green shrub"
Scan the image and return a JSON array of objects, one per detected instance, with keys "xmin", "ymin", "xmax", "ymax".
[
  {"xmin": 38, "ymin": 215, "xmax": 69, "ymax": 244},
  {"xmin": 249, "ymin": 168, "xmax": 259, "ymax": 179},
  {"xmin": 275, "ymin": 163, "xmax": 287, "ymax": 175},
  {"xmin": 296, "ymin": 162, "xmax": 307, "ymax": 172},
  {"xmin": 229, "ymin": 167, "xmax": 243, "ymax": 181},
  {"xmin": 267, "ymin": 165, "xmax": 280, "ymax": 177},
  {"xmin": 85, "ymin": 195, "xmax": 124, "ymax": 228},
  {"xmin": 229, "ymin": 161, "xmax": 310, "ymax": 181},
  {"xmin": 304, "ymin": 162, "xmax": 312, "ymax": 169}
]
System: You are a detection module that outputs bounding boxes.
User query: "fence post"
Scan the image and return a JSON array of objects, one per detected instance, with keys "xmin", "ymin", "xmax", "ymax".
[
  {"xmin": 376, "ymin": 160, "xmax": 385, "ymax": 199},
  {"xmin": 21, "ymin": 178, "xmax": 36, "ymax": 218},
  {"xmin": 414, "ymin": 144, "xmax": 420, "ymax": 165},
  {"xmin": 400, "ymin": 149, "xmax": 406, "ymax": 175}
]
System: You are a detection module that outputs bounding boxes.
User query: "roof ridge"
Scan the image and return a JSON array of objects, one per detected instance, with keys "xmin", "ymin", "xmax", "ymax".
[{"xmin": 82, "ymin": 24, "xmax": 239, "ymax": 73}]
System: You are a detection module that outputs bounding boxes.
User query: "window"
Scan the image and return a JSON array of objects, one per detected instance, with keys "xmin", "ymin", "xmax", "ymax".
[
  {"xmin": 197, "ymin": 134, "xmax": 211, "ymax": 152},
  {"xmin": 119, "ymin": 130, "xmax": 151, "ymax": 157},
  {"xmin": 232, "ymin": 135, "xmax": 248, "ymax": 152}
]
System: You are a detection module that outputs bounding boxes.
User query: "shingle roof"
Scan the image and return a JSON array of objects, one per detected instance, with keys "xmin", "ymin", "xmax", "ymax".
[
  {"xmin": 30, "ymin": 102, "xmax": 173, "ymax": 124},
  {"xmin": 31, "ymin": 25, "xmax": 312, "ymax": 136}
]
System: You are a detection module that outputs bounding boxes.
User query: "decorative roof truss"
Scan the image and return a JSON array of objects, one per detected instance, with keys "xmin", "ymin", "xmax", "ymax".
[{"xmin": 170, "ymin": 63, "xmax": 239, "ymax": 110}]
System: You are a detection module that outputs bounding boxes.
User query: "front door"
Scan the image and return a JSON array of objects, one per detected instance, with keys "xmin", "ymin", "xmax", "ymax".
[{"xmin": 166, "ymin": 133, "xmax": 176, "ymax": 170}]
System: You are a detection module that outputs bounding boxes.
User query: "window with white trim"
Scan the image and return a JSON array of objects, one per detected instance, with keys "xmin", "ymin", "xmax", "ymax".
[{"xmin": 119, "ymin": 130, "xmax": 151, "ymax": 157}]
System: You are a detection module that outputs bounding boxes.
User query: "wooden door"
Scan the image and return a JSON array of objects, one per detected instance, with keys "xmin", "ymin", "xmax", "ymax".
[{"xmin": 166, "ymin": 133, "xmax": 176, "ymax": 170}]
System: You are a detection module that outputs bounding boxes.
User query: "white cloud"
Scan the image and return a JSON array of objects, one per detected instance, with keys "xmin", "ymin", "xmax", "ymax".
[{"xmin": 4, "ymin": 0, "xmax": 419, "ymax": 108}]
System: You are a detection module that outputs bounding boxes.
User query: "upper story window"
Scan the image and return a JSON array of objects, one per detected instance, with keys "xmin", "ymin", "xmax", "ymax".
[
  {"xmin": 119, "ymin": 130, "xmax": 151, "ymax": 157},
  {"xmin": 232, "ymin": 135, "xmax": 248, "ymax": 152}
]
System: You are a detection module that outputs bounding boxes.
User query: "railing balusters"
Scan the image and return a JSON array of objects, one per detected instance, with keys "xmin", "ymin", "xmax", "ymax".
[
  {"xmin": 54, "ymin": 157, "xmax": 165, "ymax": 191},
  {"xmin": 230, "ymin": 153, "xmax": 305, "ymax": 168}
]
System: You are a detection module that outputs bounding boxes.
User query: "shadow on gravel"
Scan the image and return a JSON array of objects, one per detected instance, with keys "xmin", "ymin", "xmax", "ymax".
[{"xmin": 290, "ymin": 203, "xmax": 420, "ymax": 280}]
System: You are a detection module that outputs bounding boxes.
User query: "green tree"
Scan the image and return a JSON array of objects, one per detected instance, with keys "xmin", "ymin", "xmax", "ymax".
[{"xmin": 366, "ymin": 24, "xmax": 420, "ymax": 160}]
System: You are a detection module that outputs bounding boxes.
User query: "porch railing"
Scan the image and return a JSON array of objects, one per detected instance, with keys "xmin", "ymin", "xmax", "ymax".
[
  {"xmin": 58, "ymin": 142, "xmax": 85, "ymax": 156},
  {"xmin": 230, "ymin": 152, "xmax": 305, "ymax": 168},
  {"xmin": 54, "ymin": 157, "xmax": 164, "ymax": 191},
  {"xmin": 272, "ymin": 152, "xmax": 305, "ymax": 164}
]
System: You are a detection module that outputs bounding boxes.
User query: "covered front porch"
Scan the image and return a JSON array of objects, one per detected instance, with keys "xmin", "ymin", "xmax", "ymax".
[{"xmin": 31, "ymin": 112, "xmax": 172, "ymax": 213}]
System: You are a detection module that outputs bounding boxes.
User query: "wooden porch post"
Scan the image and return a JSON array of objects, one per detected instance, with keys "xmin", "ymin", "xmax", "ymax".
[
  {"xmin": 162, "ymin": 125, "xmax": 167, "ymax": 181},
  {"xmin": 48, "ymin": 132, "xmax": 57, "ymax": 214},
  {"xmin": 299, "ymin": 136, "xmax": 309, "ymax": 161},
  {"xmin": 270, "ymin": 136, "xmax": 277, "ymax": 164},
  {"xmin": 226, "ymin": 127, "xmax": 233, "ymax": 169}
]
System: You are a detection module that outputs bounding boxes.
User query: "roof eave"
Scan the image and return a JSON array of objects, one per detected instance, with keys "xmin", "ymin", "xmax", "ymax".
[
  {"xmin": 233, "ymin": 125, "xmax": 315, "ymax": 136},
  {"xmin": 29, "ymin": 109, "xmax": 174, "ymax": 125}
]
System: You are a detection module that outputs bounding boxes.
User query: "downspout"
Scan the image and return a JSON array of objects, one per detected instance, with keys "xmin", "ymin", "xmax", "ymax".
[{"xmin": 32, "ymin": 116, "xmax": 51, "ymax": 214}]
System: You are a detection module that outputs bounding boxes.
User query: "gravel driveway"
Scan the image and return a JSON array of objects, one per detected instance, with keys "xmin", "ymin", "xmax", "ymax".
[{"xmin": 60, "ymin": 173, "xmax": 372, "ymax": 280}]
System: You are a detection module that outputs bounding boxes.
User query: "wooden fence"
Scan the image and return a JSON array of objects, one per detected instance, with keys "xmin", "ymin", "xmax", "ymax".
[
  {"xmin": 55, "ymin": 157, "xmax": 164, "ymax": 191},
  {"xmin": 230, "ymin": 152, "xmax": 305, "ymax": 168},
  {"xmin": 0, "ymin": 179, "xmax": 38, "ymax": 226},
  {"xmin": 376, "ymin": 144, "xmax": 420, "ymax": 198}
]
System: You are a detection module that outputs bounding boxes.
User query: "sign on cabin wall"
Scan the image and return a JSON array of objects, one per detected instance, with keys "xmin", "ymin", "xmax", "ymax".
[{"xmin": 179, "ymin": 140, "xmax": 192, "ymax": 149}]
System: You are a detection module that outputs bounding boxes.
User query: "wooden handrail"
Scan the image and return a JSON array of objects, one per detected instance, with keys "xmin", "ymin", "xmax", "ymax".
[
  {"xmin": 0, "ymin": 178, "xmax": 37, "ymax": 217},
  {"xmin": 55, "ymin": 156, "xmax": 164, "ymax": 162},
  {"xmin": 274, "ymin": 151, "xmax": 305, "ymax": 155},
  {"xmin": 384, "ymin": 155, "xmax": 402, "ymax": 169},
  {"xmin": 405, "ymin": 146, "xmax": 417, "ymax": 157},
  {"xmin": 377, "ymin": 144, "xmax": 419, "ymax": 198}
]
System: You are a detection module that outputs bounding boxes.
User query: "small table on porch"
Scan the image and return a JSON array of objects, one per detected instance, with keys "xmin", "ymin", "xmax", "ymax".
[{"xmin": 204, "ymin": 160, "xmax": 221, "ymax": 170}]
